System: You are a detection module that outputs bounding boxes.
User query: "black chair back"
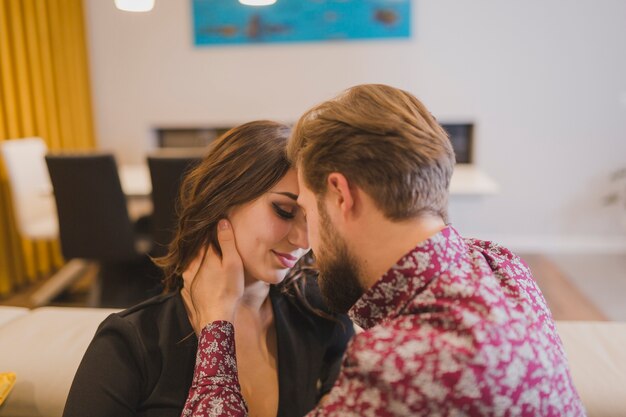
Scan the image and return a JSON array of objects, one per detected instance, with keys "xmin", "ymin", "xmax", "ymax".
[
  {"xmin": 45, "ymin": 154, "xmax": 140, "ymax": 262},
  {"xmin": 147, "ymin": 156, "xmax": 200, "ymax": 257}
]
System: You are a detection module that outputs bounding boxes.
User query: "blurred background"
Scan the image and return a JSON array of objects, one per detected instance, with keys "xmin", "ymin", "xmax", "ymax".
[{"xmin": 1, "ymin": 0, "xmax": 626, "ymax": 319}]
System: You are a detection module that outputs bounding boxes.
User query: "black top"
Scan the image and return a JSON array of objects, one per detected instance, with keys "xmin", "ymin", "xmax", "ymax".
[{"xmin": 63, "ymin": 282, "xmax": 353, "ymax": 417}]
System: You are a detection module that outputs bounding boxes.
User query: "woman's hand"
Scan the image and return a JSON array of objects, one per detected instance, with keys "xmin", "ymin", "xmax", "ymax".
[{"xmin": 181, "ymin": 219, "xmax": 244, "ymax": 335}]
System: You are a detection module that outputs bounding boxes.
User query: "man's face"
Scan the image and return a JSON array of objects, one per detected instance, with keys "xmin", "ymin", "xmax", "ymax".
[{"xmin": 296, "ymin": 170, "xmax": 364, "ymax": 313}]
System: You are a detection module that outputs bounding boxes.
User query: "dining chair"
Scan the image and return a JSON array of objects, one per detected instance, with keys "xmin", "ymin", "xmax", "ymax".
[
  {"xmin": 0, "ymin": 138, "xmax": 57, "ymax": 239},
  {"xmin": 147, "ymin": 155, "xmax": 201, "ymax": 257},
  {"xmin": 45, "ymin": 153, "xmax": 159, "ymax": 307},
  {"xmin": 0, "ymin": 138, "xmax": 89, "ymax": 307}
]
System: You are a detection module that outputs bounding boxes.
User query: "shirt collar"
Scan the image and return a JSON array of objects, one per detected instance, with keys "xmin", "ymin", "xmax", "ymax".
[{"xmin": 348, "ymin": 226, "xmax": 467, "ymax": 329}]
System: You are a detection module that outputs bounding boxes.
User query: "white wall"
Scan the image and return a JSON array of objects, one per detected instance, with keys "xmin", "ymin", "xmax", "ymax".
[{"xmin": 84, "ymin": 0, "xmax": 626, "ymax": 252}]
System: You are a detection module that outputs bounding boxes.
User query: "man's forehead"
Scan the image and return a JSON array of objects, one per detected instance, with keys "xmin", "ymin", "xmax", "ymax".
[
  {"xmin": 295, "ymin": 169, "xmax": 305, "ymax": 191},
  {"xmin": 294, "ymin": 171, "xmax": 313, "ymax": 205},
  {"xmin": 295, "ymin": 166, "xmax": 305, "ymax": 182}
]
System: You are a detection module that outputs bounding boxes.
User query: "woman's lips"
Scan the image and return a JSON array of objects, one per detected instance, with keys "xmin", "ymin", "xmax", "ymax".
[{"xmin": 272, "ymin": 250, "xmax": 297, "ymax": 269}]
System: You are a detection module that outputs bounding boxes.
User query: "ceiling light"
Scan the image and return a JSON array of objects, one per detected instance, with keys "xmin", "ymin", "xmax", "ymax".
[
  {"xmin": 115, "ymin": 0, "xmax": 155, "ymax": 12},
  {"xmin": 239, "ymin": 0, "xmax": 277, "ymax": 6}
]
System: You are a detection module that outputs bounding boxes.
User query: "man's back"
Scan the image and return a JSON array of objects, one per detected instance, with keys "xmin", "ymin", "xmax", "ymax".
[{"xmin": 320, "ymin": 226, "xmax": 585, "ymax": 416}]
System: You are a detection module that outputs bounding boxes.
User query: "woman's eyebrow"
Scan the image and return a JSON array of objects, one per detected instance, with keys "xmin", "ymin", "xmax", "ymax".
[{"xmin": 270, "ymin": 191, "xmax": 298, "ymax": 201}]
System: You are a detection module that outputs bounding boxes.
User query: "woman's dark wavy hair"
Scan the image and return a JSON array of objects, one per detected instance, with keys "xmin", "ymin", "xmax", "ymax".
[{"xmin": 154, "ymin": 120, "xmax": 332, "ymax": 320}]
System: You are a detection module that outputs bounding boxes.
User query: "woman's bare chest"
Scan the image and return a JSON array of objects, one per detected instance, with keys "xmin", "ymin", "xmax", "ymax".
[{"xmin": 234, "ymin": 315, "xmax": 279, "ymax": 417}]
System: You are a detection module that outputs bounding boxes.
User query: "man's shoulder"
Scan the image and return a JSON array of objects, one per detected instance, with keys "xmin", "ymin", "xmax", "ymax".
[
  {"xmin": 462, "ymin": 236, "xmax": 534, "ymax": 285},
  {"xmin": 464, "ymin": 237, "xmax": 523, "ymax": 263}
]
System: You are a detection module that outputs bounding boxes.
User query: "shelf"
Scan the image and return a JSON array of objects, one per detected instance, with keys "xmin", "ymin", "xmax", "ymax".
[{"xmin": 450, "ymin": 164, "xmax": 499, "ymax": 195}]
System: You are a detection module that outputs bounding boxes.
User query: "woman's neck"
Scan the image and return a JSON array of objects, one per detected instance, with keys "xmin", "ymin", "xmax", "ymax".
[
  {"xmin": 240, "ymin": 276, "xmax": 272, "ymax": 313},
  {"xmin": 180, "ymin": 274, "xmax": 272, "ymax": 334}
]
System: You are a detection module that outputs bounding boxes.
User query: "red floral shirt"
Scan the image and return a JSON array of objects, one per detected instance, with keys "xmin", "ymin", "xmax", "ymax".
[{"xmin": 181, "ymin": 226, "xmax": 586, "ymax": 417}]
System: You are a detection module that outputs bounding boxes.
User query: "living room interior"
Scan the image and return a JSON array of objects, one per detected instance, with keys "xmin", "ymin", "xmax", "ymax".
[{"xmin": 1, "ymin": 1, "xmax": 625, "ymax": 416}]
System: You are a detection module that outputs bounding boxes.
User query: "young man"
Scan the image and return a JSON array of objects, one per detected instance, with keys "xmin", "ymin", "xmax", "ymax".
[{"xmin": 180, "ymin": 84, "xmax": 585, "ymax": 416}]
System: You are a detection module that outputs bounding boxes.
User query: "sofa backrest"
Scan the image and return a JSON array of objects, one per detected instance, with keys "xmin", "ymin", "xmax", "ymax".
[{"xmin": 0, "ymin": 307, "xmax": 119, "ymax": 417}]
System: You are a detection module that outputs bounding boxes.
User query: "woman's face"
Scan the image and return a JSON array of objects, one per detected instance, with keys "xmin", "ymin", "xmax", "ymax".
[{"xmin": 229, "ymin": 169, "xmax": 309, "ymax": 284}]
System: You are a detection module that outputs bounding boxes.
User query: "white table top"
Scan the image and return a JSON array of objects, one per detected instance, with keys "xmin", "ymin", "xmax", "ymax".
[
  {"xmin": 41, "ymin": 163, "xmax": 498, "ymax": 199},
  {"xmin": 119, "ymin": 164, "xmax": 151, "ymax": 197},
  {"xmin": 44, "ymin": 163, "xmax": 499, "ymax": 201},
  {"xmin": 120, "ymin": 163, "xmax": 499, "ymax": 197},
  {"xmin": 450, "ymin": 164, "xmax": 499, "ymax": 195}
]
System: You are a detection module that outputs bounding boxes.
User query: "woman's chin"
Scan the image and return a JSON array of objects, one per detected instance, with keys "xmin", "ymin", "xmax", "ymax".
[
  {"xmin": 256, "ymin": 270, "xmax": 289, "ymax": 286},
  {"xmin": 243, "ymin": 269, "xmax": 287, "ymax": 286}
]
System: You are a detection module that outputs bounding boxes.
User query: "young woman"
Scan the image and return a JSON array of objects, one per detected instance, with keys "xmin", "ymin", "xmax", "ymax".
[{"xmin": 62, "ymin": 121, "xmax": 354, "ymax": 417}]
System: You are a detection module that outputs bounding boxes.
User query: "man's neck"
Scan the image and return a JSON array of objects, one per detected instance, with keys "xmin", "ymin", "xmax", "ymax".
[{"xmin": 352, "ymin": 214, "xmax": 447, "ymax": 290}]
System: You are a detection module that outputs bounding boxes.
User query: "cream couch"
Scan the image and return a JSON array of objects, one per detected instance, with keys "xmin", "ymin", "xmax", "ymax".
[
  {"xmin": 0, "ymin": 306, "xmax": 119, "ymax": 417},
  {"xmin": 0, "ymin": 306, "xmax": 625, "ymax": 417}
]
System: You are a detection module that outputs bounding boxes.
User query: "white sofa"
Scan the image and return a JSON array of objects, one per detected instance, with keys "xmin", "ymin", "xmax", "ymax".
[
  {"xmin": 0, "ymin": 306, "xmax": 625, "ymax": 417},
  {"xmin": 556, "ymin": 322, "xmax": 626, "ymax": 416},
  {"xmin": 0, "ymin": 306, "xmax": 118, "ymax": 417}
]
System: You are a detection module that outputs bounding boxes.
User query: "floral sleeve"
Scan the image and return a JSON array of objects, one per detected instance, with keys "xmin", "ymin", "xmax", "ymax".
[{"xmin": 180, "ymin": 321, "xmax": 248, "ymax": 417}]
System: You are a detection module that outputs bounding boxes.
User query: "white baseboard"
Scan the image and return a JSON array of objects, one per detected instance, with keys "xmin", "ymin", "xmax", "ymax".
[{"xmin": 472, "ymin": 235, "xmax": 626, "ymax": 254}]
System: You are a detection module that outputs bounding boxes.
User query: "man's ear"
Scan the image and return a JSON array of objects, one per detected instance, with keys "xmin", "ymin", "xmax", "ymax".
[{"xmin": 326, "ymin": 173, "xmax": 355, "ymax": 219}]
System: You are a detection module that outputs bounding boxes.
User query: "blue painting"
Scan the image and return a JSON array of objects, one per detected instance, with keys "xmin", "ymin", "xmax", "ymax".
[{"xmin": 192, "ymin": 0, "xmax": 411, "ymax": 46}]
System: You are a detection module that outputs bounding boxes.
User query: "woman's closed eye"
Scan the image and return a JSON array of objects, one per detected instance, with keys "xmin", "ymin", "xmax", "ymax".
[{"xmin": 272, "ymin": 203, "xmax": 296, "ymax": 220}]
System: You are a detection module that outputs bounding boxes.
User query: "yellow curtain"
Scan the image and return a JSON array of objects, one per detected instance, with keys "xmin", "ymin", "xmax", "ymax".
[{"xmin": 0, "ymin": 0, "xmax": 96, "ymax": 297}]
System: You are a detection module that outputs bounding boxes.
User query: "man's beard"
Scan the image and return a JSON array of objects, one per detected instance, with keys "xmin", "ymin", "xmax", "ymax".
[{"xmin": 314, "ymin": 204, "xmax": 364, "ymax": 314}]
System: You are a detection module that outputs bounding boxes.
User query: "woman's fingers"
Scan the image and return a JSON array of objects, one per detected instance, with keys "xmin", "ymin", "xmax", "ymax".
[
  {"xmin": 181, "ymin": 219, "xmax": 245, "ymax": 332},
  {"xmin": 217, "ymin": 219, "xmax": 243, "ymax": 275}
]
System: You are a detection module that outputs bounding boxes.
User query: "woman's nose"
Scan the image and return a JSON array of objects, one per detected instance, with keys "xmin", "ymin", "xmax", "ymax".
[{"xmin": 288, "ymin": 214, "xmax": 309, "ymax": 250}]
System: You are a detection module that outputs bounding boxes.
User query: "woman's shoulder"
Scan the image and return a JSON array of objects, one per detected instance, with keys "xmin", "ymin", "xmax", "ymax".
[
  {"xmin": 96, "ymin": 291, "xmax": 192, "ymax": 344},
  {"xmin": 116, "ymin": 291, "xmax": 180, "ymax": 318}
]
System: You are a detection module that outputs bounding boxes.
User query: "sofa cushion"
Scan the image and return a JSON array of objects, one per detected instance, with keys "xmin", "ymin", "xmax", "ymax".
[
  {"xmin": 0, "ymin": 307, "xmax": 119, "ymax": 417},
  {"xmin": 0, "ymin": 307, "xmax": 29, "ymax": 329},
  {"xmin": 557, "ymin": 321, "xmax": 626, "ymax": 417},
  {"xmin": 0, "ymin": 309, "xmax": 624, "ymax": 417}
]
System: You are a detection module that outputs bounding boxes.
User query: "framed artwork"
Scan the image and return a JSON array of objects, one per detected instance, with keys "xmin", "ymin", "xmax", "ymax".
[{"xmin": 192, "ymin": 0, "xmax": 411, "ymax": 46}]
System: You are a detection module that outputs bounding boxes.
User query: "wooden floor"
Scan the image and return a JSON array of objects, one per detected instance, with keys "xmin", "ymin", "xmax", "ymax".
[
  {"xmin": 522, "ymin": 254, "xmax": 607, "ymax": 321},
  {"xmin": 0, "ymin": 257, "xmax": 163, "ymax": 309},
  {"xmin": 0, "ymin": 254, "xmax": 610, "ymax": 321},
  {"xmin": 0, "ymin": 264, "xmax": 98, "ymax": 308}
]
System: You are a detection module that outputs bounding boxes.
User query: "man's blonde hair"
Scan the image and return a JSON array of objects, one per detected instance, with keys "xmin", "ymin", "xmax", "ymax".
[{"xmin": 287, "ymin": 84, "xmax": 455, "ymax": 221}]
